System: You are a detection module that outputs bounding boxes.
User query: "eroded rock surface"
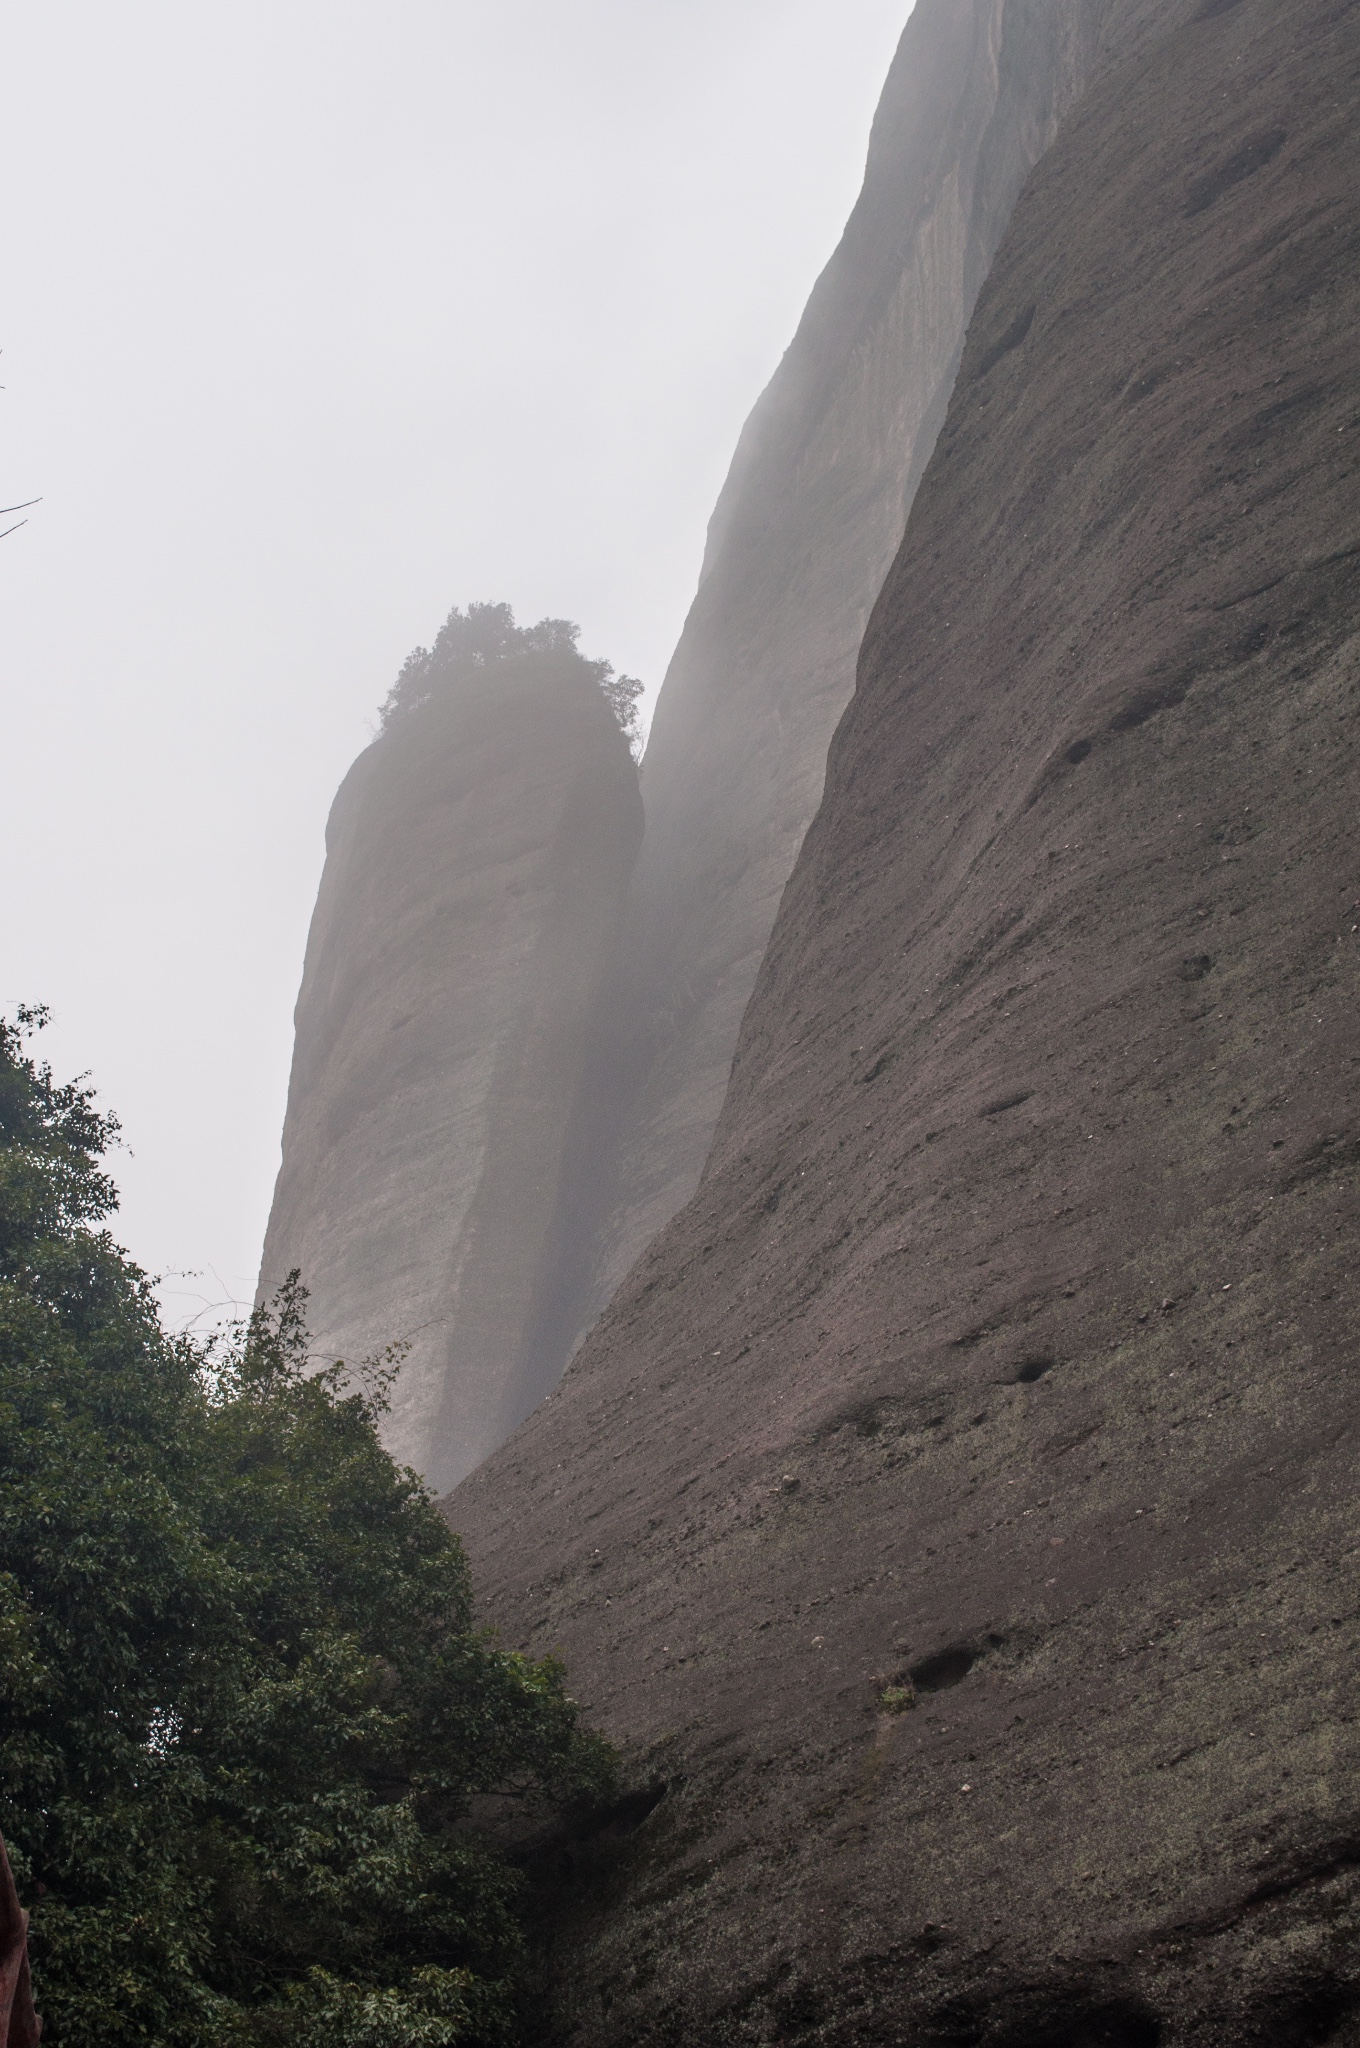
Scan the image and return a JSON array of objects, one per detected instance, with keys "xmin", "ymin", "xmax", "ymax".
[
  {"xmin": 266, "ymin": 0, "xmax": 1125, "ymax": 1480},
  {"xmin": 260, "ymin": 642, "xmax": 641, "ymax": 1488},
  {"xmin": 539, "ymin": 0, "xmax": 1124, "ymax": 1379},
  {"xmin": 451, "ymin": 0, "xmax": 1360, "ymax": 2035}
]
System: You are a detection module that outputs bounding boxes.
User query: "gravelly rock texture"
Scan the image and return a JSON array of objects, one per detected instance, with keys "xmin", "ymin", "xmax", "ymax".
[
  {"xmin": 541, "ymin": 0, "xmax": 1119, "ymax": 1382},
  {"xmin": 449, "ymin": 0, "xmax": 1360, "ymax": 2036},
  {"xmin": 259, "ymin": 652, "xmax": 641, "ymax": 1488}
]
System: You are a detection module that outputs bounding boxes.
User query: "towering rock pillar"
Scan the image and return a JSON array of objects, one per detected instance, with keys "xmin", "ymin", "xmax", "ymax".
[
  {"xmin": 549, "ymin": 0, "xmax": 1115, "ymax": 1371},
  {"xmin": 259, "ymin": 616, "xmax": 642, "ymax": 1489}
]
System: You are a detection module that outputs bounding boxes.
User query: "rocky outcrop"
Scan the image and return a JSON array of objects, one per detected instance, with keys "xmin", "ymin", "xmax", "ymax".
[
  {"xmin": 541, "ymin": 0, "xmax": 1124, "ymax": 1382},
  {"xmin": 259, "ymin": 623, "xmax": 642, "ymax": 1489},
  {"xmin": 451, "ymin": 0, "xmax": 1360, "ymax": 2036},
  {"xmin": 264, "ymin": 0, "xmax": 1163, "ymax": 1472}
]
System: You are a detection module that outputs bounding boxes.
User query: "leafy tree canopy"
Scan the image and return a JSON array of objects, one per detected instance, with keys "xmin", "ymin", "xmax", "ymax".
[
  {"xmin": 380, "ymin": 601, "xmax": 644, "ymax": 757},
  {"xmin": 0, "ymin": 1007, "xmax": 614, "ymax": 2046}
]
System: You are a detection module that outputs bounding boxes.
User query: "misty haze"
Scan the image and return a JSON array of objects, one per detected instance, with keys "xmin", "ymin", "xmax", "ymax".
[{"xmin": 2, "ymin": 0, "xmax": 1357, "ymax": 2042}]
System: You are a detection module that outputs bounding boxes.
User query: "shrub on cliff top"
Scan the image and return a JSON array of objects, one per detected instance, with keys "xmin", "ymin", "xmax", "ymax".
[
  {"xmin": 0, "ymin": 1007, "xmax": 614, "ymax": 2046},
  {"xmin": 379, "ymin": 600, "xmax": 644, "ymax": 756}
]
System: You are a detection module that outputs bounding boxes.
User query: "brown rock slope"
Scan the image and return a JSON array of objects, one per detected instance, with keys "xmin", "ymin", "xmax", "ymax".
[
  {"xmin": 260, "ymin": 632, "xmax": 641, "ymax": 1490},
  {"xmin": 450, "ymin": 0, "xmax": 1360, "ymax": 2038}
]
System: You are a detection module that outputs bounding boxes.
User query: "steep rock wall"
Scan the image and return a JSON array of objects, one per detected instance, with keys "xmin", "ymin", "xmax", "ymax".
[
  {"xmin": 260, "ymin": 653, "xmax": 642, "ymax": 1488},
  {"xmin": 451, "ymin": 0, "xmax": 1360, "ymax": 2036},
  {"xmin": 543, "ymin": 0, "xmax": 1121, "ymax": 1382}
]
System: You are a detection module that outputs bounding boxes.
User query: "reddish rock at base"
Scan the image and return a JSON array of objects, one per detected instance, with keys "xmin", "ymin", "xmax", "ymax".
[{"xmin": 0, "ymin": 1836, "xmax": 40, "ymax": 2048}]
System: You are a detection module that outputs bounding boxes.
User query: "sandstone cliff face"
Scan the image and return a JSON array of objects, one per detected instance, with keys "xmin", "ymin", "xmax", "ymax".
[
  {"xmin": 451, "ymin": 0, "xmax": 1360, "ymax": 2036},
  {"xmin": 547, "ymin": 0, "xmax": 1121, "ymax": 1380},
  {"xmin": 259, "ymin": 646, "xmax": 642, "ymax": 1489},
  {"xmin": 264, "ymin": 0, "xmax": 1118, "ymax": 1483}
]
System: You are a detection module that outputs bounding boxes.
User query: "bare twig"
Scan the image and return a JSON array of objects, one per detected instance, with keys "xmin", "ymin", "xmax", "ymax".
[{"xmin": 0, "ymin": 499, "xmax": 40, "ymax": 542}]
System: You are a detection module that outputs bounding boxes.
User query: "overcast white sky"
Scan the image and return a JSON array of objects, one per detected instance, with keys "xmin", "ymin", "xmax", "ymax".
[{"xmin": 1, "ymin": 0, "xmax": 912, "ymax": 1327}]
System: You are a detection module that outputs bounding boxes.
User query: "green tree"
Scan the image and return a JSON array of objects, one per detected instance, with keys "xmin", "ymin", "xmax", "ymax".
[
  {"xmin": 379, "ymin": 601, "xmax": 645, "ymax": 757},
  {"xmin": 0, "ymin": 1008, "xmax": 613, "ymax": 2045}
]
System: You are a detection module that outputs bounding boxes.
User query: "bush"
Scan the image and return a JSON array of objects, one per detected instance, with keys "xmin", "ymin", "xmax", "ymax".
[
  {"xmin": 0, "ymin": 1008, "xmax": 614, "ymax": 2045},
  {"xmin": 379, "ymin": 601, "xmax": 644, "ymax": 757}
]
